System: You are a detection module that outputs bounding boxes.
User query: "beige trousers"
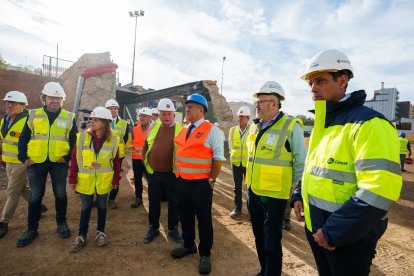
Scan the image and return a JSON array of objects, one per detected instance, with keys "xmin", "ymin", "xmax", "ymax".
[{"xmin": 1, "ymin": 162, "xmax": 29, "ymax": 223}]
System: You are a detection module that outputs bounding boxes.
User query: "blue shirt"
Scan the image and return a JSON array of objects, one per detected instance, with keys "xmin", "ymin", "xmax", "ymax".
[{"xmin": 188, "ymin": 118, "xmax": 225, "ymax": 161}]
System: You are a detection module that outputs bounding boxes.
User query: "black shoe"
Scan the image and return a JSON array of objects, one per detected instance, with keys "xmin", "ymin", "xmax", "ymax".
[
  {"xmin": 230, "ymin": 209, "xmax": 241, "ymax": 219},
  {"xmin": 282, "ymin": 219, "xmax": 291, "ymax": 231},
  {"xmin": 57, "ymin": 223, "xmax": 71, "ymax": 238},
  {"xmin": 40, "ymin": 204, "xmax": 48, "ymax": 214},
  {"xmin": 0, "ymin": 222, "xmax": 8, "ymax": 239},
  {"xmin": 16, "ymin": 229, "xmax": 38, "ymax": 247},
  {"xmin": 170, "ymin": 245, "xmax": 197, "ymax": 259},
  {"xmin": 130, "ymin": 198, "xmax": 142, "ymax": 208},
  {"xmin": 168, "ymin": 228, "xmax": 184, "ymax": 243},
  {"xmin": 199, "ymin": 256, "xmax": 211, "ymax": 274},
  {"xmin": 143, "ymin": 228, "xmax": 159, "ymax": 244}
]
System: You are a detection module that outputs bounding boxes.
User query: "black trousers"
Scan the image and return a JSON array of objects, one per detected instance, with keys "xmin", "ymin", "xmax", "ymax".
[
  {"xmin": 248, "ymin": 188, "xmax": 286, "ymax": 276},
  {"xmin": 232, "ymin": 164, "xmax": 246, "ymax": 211},
  {"xmin": 176, "ymin": 177, "xmax": 213, "ymax": 257},
  {"xmin": 305, "ymin": 222, "xmax": 385, "ymax": 276},
  {"xmin": 147, "ymin": 171, "xmax": 179, "ymax": 230}
]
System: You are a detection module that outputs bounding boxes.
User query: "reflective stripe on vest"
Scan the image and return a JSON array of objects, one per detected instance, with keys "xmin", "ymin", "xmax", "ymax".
[
  {"xmin": 229, "ymin": 125, "xmax": 250, "ymax": 167},
  {"xmin": 245, "ymin": 116, "xmax": 301, "ymax": 199},
  {"xmin": 75, "ymin": 132, "xmax": 119, "ymax": 195},
  {"xmin": 113, "ymin": 119, "xmax": 127, "ymax": 158},
  {"xmin": 302, "ymin": 100, "xmax": 402, "ymax": 232},
  {"xmin": 0, "ymin": 116, "xmax": 27, "ymax": 163},
  {"xmin": 174, "ymin": 121, "xmax": 213, "ymax": 180},
  {"xmin": 27, "ymin": 108, "xmax": 74, "ymax": 163},
  {"xmin": 132, "ymin": 122, "xmax": 149, "ymax": 160},
  {"xmin": 144, "ymin": 120, "xmax": 182, "ymax": 174}
]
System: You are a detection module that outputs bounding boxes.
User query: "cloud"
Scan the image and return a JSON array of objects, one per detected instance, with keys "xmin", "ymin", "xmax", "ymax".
[{"xmin": 0, "ymin": 0, "xmax": 413, "ymax": 115}]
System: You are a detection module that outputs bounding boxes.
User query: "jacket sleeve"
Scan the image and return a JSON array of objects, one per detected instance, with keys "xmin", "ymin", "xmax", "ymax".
[
  {"xmin": 64, "ymin": 118, "xmax": 78, "ymax": 163},
  {"xmin": 322, "ymin": 118, "xmax": 402, "ymax": 247},
  {"xmin": 112, "ymin": 149, "xmax": 121, "ymax": 186},
  {"xmin": 17, "ymin": 122, "xmax": 31, "ymax": 163},
  {"xmin": 290, "ymin": 181, "xmax": 302, "ymax": 208},
  {"xmin": 68, "ymin": 146, "xmax": 78, "ymax": 185}
]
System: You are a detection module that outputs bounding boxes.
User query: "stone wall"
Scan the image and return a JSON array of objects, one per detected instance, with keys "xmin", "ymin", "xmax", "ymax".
[
  {"xmin": 59, "ymin": 52, "xmax": 116, "ymax": 127},
  {"xmin": 203, "ymin": 80, "xmax": 233, "ymax": 140}
]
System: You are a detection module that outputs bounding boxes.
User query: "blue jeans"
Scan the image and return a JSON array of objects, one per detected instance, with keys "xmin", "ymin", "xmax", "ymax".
[
  {"xmin": 248, "ymin": 188, "xmax": 286, "ymax": 276},
  {"xmin": 78, "ymin": 193, "xmax": 108, "ymax": 237},
  {"xmin": 27, "ymin": 161, "xmax": 68, "ymax": 230}
]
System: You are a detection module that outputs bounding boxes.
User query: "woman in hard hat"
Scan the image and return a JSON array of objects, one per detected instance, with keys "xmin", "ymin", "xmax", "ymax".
[{"xmin": 68, "ymin": 106, "xmax": 120, "ymax": 253}]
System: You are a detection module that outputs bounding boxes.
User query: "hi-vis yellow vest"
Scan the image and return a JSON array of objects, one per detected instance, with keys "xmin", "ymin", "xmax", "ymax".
[
  {"xmin": 144, "ymin": 120, "xmax": 182, "ymax": 174},
  {"xmin": 399, "ymin": 137, "xmax": 409, "ymax": 155},
  {"xmin": 302, "ymin": 100, "xmax": 402, "ymax": 232},
  {"xmin": 0, "ymin": 115, "xmax": 27, "ymax": 163},
  {"xmin": 229, "ymin": 125, "xmax": 250, "ymax": 167},
  {"xmin": 246, "ymin": 116, "xmax": 302, "ymax": 199},
  {"xmin": 27, "ymin": 108, "xmax": 75, "ymax": 163},
  {"xmin": 75, "ymin": 132, "xmax": 119, "ymax": 195},
  {"xmin": 112, "ymin": 118, "xmax": 127, "ymax": 158}
]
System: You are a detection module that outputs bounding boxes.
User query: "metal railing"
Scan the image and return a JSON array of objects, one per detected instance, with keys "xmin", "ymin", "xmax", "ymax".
[{"xmin": 42, "ymin": 55, "xmax": 74, "ymax": 77}]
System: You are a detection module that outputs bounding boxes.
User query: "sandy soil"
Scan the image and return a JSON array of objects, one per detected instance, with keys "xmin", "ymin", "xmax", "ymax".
[{"xmin": 0, "ymin": 158, "xmax": 413, "ymax": 276}]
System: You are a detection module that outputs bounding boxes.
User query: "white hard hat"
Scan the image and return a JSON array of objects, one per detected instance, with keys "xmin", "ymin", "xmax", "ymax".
[
  {"xmin": 252, "ymin": 81, "xmax": 285, "ymax": 100},
  {"xmin": 42, "ymin": 82, "xmax": 66, "ymax": 98},
  {"xmin": 151, "ymin": 107, "xmax": 159, "ymax": 115},
  {"xmin": 105, "ymin": 99, "xmax": 119, "ymax": 108},
  {"xmin": 237, "ymin": 106, "xmax": 251, "ymax": 116},
  {"xmin": 301, "ymin": 49, "xmax": 354, "ymax": 80},
  {"xmin": 90, "ymin": 106, "xmax": 112, "ymax": 121},
  {"xmin": 157, "ymin": 98, "xmax": 176, "ymax": 112},
  {"xmin": 139, "ymin": 107, "xmax": 152, "ymax": 116},
  {"xmin": 214, "ymin": 122, "xmax": 220, "ymax": 127},
  {"xmin": 3, "ymin": 91, "xmax": 28, "ymax": 105}
]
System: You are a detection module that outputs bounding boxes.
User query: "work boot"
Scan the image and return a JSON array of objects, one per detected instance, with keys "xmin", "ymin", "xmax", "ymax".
[
  {"xmin": 230, "ymin": 209, "xmax": 241, "ymax": 219},
  {"xmin": 143, "ymin": 228, "xmax": 160, "ymax": 244},
  {"xmin": 40, "ymin": 204, "xmax": 48, "ymax": 215},
  {"xmin": 108, "ymin": 200, "xmax": 117, "ymax": 209},
  {"xmin": 130, "ymin": 198, "xmax": 142, "ymax": 208},
  {"xmin": 16, "ymin": 229, "xmax": 38, "ymax": 247},
  {"xmin": 168, "ymin": 228, "xmax": 184, "ymax": 243},
  {"xmin": 69, "ymin": 235, "xmax": 86, "ymax": 253},
  {"xmin": 95, "ymin": 231, "xmax": 109, "ymax": 247},
  {"xmin": 170, "ymin": 245, "xmax": 197, "ymax": 259},
  {"xmin": 282, "ymin": 219, "xmax": 291, "ymax": 231},
  {"xmin": 0, "ymin": 222, "xmax": 8, "ymax": 239},
  {"xmin": 57, "ymin": 223, "xmax": 71, "ymax": 238},
  {"xmin": 199, "ymin": 256, "xmax": 212, "ymax": 274}
]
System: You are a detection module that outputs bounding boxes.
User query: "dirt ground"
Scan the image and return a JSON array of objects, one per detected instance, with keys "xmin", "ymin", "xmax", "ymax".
[{"xmin": 0, "ymin": 157, "xmax": 413, "ymax": 276}]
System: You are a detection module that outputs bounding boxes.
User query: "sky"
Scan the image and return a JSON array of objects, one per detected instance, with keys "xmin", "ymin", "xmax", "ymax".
[{"xmin": 1, "ymin": 0, "xmax": 413, "ymax": 116}]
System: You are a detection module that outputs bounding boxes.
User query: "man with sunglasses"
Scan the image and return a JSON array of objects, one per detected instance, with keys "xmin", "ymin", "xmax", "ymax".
[{"xmin": 246, "ymin": 81, "xmax": 306, "ymax": 276}]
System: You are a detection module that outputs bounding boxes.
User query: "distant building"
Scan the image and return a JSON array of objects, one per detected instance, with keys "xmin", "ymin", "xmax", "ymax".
[
  {"xmin": 398, "ymin": 101, "xmax": 414, "ymax": 119},
  {"xmin": 364, "ymin": 82, "xmax": 399, "ymax": 122}
]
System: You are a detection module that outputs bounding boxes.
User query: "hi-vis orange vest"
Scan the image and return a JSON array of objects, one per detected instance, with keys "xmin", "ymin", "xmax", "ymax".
[
  {"xmin": 132, "ymin": 122, "xmax": 149, "ymax": 160},
  {"xmin": 174, "ymin": 121, "xmax": 213, "ymax": 180}
]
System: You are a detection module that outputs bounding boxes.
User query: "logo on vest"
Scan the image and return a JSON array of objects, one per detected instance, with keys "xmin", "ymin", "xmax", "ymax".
[
  {"xmin": 327, "ymin": 158, "xmax": 348, "ymax": 165},
  {"xmin": 195, "ymin": 132, "xmax": 204, "ymax": 139}
]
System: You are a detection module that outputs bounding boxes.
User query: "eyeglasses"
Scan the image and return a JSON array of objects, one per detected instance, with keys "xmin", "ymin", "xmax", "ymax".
[
  {"xmin": 5, "ymin": 101, "xmax": 21, "ymax": 106},
  {"xmin": 255, "ymin": 100, "xmax": 274, "ymax": 105}
]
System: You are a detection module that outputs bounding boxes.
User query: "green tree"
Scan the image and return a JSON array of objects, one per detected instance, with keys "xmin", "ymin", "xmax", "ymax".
[{"xmin": 295, "ymin": 114, "xmax": 314, "ymax": 126}]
